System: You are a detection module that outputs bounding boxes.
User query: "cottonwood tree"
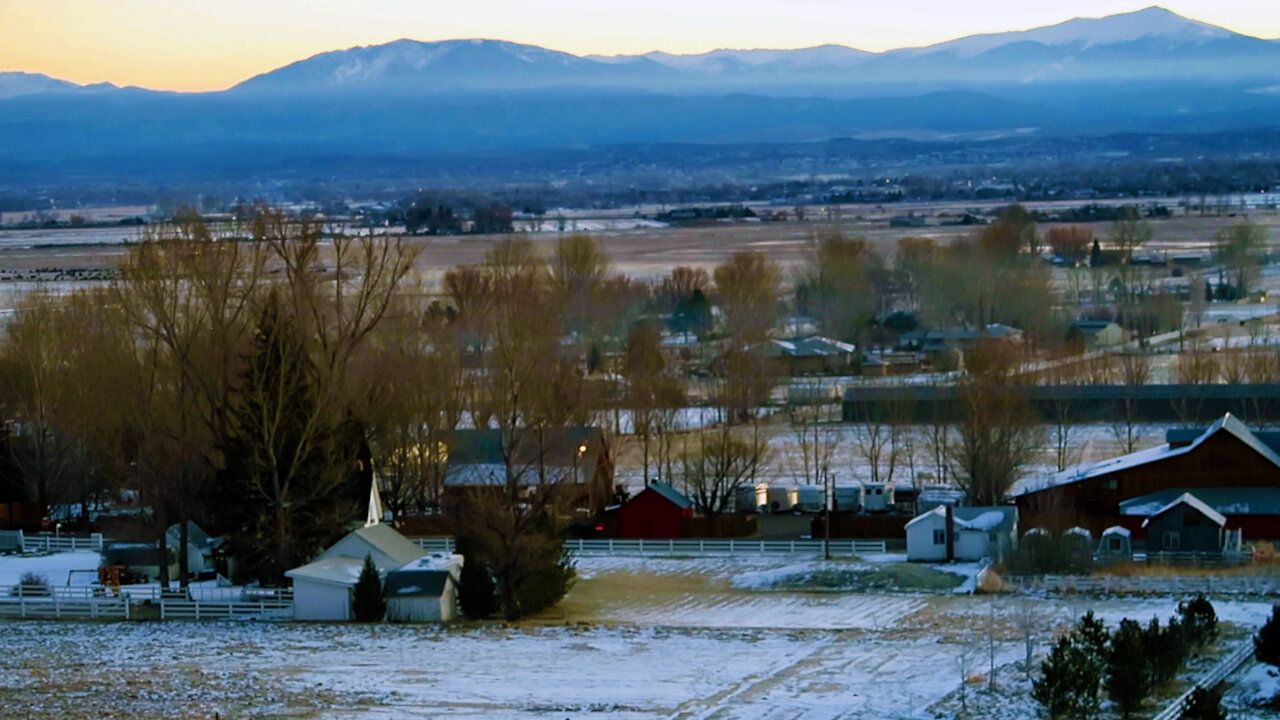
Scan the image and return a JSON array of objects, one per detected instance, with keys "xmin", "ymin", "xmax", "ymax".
[
  {"xmin": 1046, "ymin": 225, "xmax": 1094, "ymax": 266},
  {"xmin": 1213, "ymin": 221, "xmax": 1267, "ymax": 299},
  {"xmin": 714, "ymin": 251, "xmax": 781, "ymax": 344},
  {"xmin": 799, "ymin": 232, "xmax": 879, "ymax": 343},
  {"xmin": 444, "ymin": 239, "xmax": 587, "ymax": 620},
  {"xmin": 1108, "ymin": 208, "xmax": 1153, "ymax": 299},
  {"xmin": 950, "ymin": 342, "xmax": 1042, "ymax": 505},
  {"xmin": 679, "ymin": 422, "xmax": 767, "ymax": 518}
]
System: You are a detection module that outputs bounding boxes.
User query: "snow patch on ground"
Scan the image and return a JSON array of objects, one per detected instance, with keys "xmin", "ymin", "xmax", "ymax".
[{"xmin": 0, "ymin": 550, "xmax": 100, "ymax": 587}]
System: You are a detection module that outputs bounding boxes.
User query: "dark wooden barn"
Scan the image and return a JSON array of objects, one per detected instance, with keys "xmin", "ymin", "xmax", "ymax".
[
  {"xmin": 1141, "ymin": 493, "xmax": 1226, "ymax": 553},
  {"xmin": 1014, "ymin": 414, "xmax": 1280, "ymax": 537},
  {"xmin": 618, "ymin": 483, "xmax": 694, "ymax": 539}
]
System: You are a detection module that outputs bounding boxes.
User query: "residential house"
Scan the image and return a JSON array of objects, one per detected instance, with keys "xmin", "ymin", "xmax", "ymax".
[
  {"xmin": 897, "ymin": 323, "xmax": 1023, "ymax": 367},
  {"xmin": 759, "ymin": 336, "xmax": 856, "ymax": 376},
  {"xmin": 1068, "ymin": 319, "xmax": 1128, "ymax": 348},
  {"xmin": 438, "ymin": 427, "xmax": 614, "ymax": 515}
]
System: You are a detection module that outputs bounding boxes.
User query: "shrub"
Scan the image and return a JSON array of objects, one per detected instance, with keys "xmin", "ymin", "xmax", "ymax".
[
  {"xmin": 1178, "ymin": 684, "xmax": 1226, "ymax": 720},
  {"xmin": 350, "ymin": 554, "xmax": 385, "ymax": 622},
  {"xmin": 1257, "ymin": 605, "xmax": 1280, "ymax": 668},
  {"xmin": 1144, "ymin": 617, "xmax": 1188, "ymax": 688},
  {"xmin": 12, "ymin": 572, "xmax": 49, "ymax": 597},
  {"xmin": 458, "ymin": 558, "xmax": 500, "ymax": 620},
  {"xmin": 511, "ymin": 547, "xmax": 576, "ymax": 618},
  {"xmin": 1178, "ymin": 595, "xmax": 1219, "ymax": 651},
  {"xmin": 1108, "ymin": 618, "xmax": 1152, "ymax": 718}
]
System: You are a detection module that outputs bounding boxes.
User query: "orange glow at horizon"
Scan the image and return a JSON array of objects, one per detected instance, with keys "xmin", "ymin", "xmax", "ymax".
[{"xmin": 2, "ymin": 0, "xmax": 1278, "ymax": 92}]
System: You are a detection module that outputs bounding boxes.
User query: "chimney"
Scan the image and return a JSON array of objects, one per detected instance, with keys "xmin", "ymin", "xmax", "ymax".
[{"xmin": 945, "ymin": 505, "xmax": 955, "ymax": 563}]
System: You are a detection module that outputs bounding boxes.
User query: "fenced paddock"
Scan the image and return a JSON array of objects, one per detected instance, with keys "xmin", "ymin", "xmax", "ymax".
[
  {"xmin": 1005, "ymin": 573, "xmax": 1280, "ymax": 596},
  {"xmin": 413, "ymin": 537, "xmax": 887, "ymax": 557},
  {"xmin": 0, "ymin": 585, "xmax": 293, "ymax": 621}
]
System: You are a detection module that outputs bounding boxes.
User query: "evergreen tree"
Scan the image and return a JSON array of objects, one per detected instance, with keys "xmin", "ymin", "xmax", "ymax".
[
  {"xmin": 1179, "ymin": 595, "xmax": 1219, "ymax": 651},
  {"xmin": 350, "ymin": 554, "xmax": 385, "ymax": 622},
  {"xmin": 1090, "ymin": 238, "xmax": 1103, "ymax": 269},
  {"xmin": 458, "ymin": 557, "xmax": 500, "ymax": 620},
  {"xmin": 1072, "ymin": 611, "xmax": 1110, "ymax": 668},
  {"xmin": 1108, "ymin": 619, "xmax": 1152, "ymax": 718},
  {"xmin": 1178, "ymin": 684, "xmax": 1226, "ymax": 720},
  {"xmin": 1256, "ymin": 605, "xmax": 1280, "ymax": 667},
  {"xmin": 1144, "ymin": 617, "xmax": 1187, "ymax": 688},
  {"xmin": 213, "ymin": 293, "xmax": 360, "ymax": 584},
  {"xmin": 1033, "ymin": 635, "xmax": 1102, "ymax": 720}
]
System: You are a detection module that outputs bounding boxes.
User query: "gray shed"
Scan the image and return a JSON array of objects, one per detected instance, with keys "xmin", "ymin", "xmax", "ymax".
[
  {"xmin": 1142, "ymin": 492, "xmax": 1226, "ymax": 554},
  {"xmin": 0, "ymin": 530, "xmax": 23, "ymax": 555},
  {"xmin": 382, "ymin": 553, "xmax": 464, "ymax": 623}
]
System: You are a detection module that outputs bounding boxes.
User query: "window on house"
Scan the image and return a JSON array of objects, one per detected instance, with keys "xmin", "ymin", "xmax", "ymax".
[
  {"xmin": 933, "ymin": 529, "xmax": 945, "ymax": 545},
  {"xmin": 1103, "ymin": 479, "xmax": 1117, "ymax": 490},
  {"xmin": 1162, "ymin": 532, "xmax": 1181, "ymax": 550},
  {"xmin": 1109, "ymin": 537, "xmax": 1122, "ymax": 551}
]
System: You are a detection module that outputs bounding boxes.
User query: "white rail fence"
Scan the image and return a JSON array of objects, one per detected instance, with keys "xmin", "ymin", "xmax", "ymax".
[
  {"xmin": 1006, "ymin": 573, "xmax": 1280, "ymax": 596},
  {"xmin": 19, "ymin": 533, "xmax": 106, "ymax": 553},
  {"xmin": 413, "ymin": 537, "xmax": 887, "ymax": 557},
  {"xmin": 0, "ymin": 585, "xmax": 293, "ymax": 621},
  {"xmin": 1151, "ymin": 641, "xmax": 1255, "ymax": 720}
]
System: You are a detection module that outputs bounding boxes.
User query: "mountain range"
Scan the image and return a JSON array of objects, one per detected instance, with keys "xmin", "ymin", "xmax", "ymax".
[{"xmin": 3, "ymin": 6, "xmax": 1279, "ymax": 182}]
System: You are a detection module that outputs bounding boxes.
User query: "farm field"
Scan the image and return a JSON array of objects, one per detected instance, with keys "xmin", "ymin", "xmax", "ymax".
[{"xmin": 2, "ymin": 553, "xmax": 1276, "ymax": 719}]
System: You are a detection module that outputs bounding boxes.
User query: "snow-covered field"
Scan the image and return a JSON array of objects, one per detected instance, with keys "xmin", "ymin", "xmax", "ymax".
[
  {"xmin": 0, "ymin": 550, "xmax": 100, "ymax": 587},
  {"xmin": 3, "ymin": 552, "xmax": 1277, "ymax": 718}
]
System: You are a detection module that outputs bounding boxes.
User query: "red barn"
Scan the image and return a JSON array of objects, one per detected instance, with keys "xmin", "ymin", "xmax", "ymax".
[
  {"xmin": 1014, "ymin": 414, "xmax": 1280, "ymax": 539},
  {"xmin": 618, "ymin": 483, "xmax": 694, "ymax": 539}
]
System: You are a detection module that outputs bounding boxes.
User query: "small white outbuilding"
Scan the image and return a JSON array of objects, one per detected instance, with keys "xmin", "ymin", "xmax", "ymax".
[
  {"xmin": 906, "ymin": 505, "xmax": 1018, "ymax": 562},
  {"xmin": 286, "ymin": 524, "xmax": 425, "ymax": 621}
]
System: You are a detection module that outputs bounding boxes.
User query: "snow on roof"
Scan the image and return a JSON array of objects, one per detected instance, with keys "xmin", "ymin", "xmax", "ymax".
[
  {"xmin": 285, "ymin": 557, "xmax": 368, "ymax": 588},
  {"xmin": 1014, "ymin": 413, "xmax": 1280, "ymax": 496},
  {"xmin": 905, "ymin": 505, "xmax": 1016, "ymax": 533},
  {"xmin": 398, "ymin": 552, "xmax": 463, "ymax": 574},
  {"xmin": 1117, "ymin": 487, "xmax": 1280, "ymax": 517},
  {"xmin": 960, "ymin": 511, "xmax": 1006, "ymax": 531},
  {"xmin": 1101, "ymin": 525, "xmax": 1131, "ymax": 537},
  {"xmin": 642, "ymin": 482, "xmax": 694, "ymax": 509},
  {"xmin": 1141, "ymin": 492, "xmax": 1227, "ymax": 528},
  {"xmin": 319, "ymin": 524, "xmax": 425, "ymax": 568},
  {"xmin": 1064, "ymin": 527, "xmax": 1093, "ymax": 539}
]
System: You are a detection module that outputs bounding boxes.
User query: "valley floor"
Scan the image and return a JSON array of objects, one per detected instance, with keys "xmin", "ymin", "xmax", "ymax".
[{"xmin": 2, "ymin": 554, "xmax": 1277, "ymax": 719}]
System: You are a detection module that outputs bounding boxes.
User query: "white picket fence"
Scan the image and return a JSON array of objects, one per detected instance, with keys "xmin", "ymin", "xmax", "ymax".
[
  {"xmin": 1151, "ymin": 641, "xmax": 1255, "ymax": 720},
  {"xmin": 413, "ymin": 537, "xmax": 887, "ymax": 557},
  {"xmin": 1006, "ymin": 573, "xmax": 1280, "ymax": 596},
  {"xmin": 20, "ymin": 533, "xmax": 106, "ymax": 553},
  {"xmin": 0, "ymin": 585, "xmax": 293, "ymax": 621}
]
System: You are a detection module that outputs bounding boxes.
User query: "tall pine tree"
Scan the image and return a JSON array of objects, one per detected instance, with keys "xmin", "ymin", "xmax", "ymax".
[
  {"xmin": 1108, "ymin": 619, "xmax": 1152, "ymax": 719},
  {"xmin": 214, "ymin": 292, "xmax": 360, "ymax": 584}
]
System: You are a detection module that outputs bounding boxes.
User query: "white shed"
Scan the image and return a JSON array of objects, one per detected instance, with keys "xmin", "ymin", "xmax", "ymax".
[
  {"xmin": 906, "ymin": 506, "xmax": 1019, "ymax": 562},
  {"xmin": 286, "ymin": 524, "xmax": 426, "ymax": 622}
]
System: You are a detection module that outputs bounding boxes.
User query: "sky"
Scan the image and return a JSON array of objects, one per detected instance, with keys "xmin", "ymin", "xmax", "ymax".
[{"xmin": 1, "ymin": 0, "xmax": 1278, "ymax": 92}]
